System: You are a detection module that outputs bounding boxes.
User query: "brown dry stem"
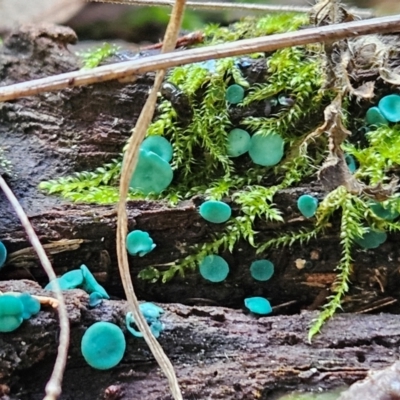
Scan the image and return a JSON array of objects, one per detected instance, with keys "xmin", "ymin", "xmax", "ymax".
[{"xmin": 0, "ymin": 176, "xmax": 69, "ymax": 400}]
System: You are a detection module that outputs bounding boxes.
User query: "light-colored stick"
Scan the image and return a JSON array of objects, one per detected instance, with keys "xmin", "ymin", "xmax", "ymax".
[
  {"xmin": 89, "ymin": 0, "xmax": 373, "ymax": 17},
  {"xmin": 0, "ymin": 176, "xmax": 69, "ymax": 400},
  {"xmin": 115, "ymin": 0, "xmax": 186, "ymax": 397},
  {"xmin": 0, "ymin": 14, "xmax": 399, "ymax": 102}
]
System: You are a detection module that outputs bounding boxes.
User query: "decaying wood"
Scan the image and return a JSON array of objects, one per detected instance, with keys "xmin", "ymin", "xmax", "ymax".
[
  {"xmin": 1, "ymin": 23, "xmax": 400, "ymax": 312},
  {"xmin": 2, "ymin": 22, "xmax": 400, "ymax": 399},
  {"xmin": 1, "ymin": 279, "xmax": 400, "ymax": 400}
]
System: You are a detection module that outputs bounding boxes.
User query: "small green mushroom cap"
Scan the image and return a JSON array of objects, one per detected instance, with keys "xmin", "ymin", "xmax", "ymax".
[
  {"xmin": 80, "ymin": 264, "xmax": 110, "ymax": 299},
  {"xmin": 248, "ymin": 133, "xmax": 284, "ymax": 166},
  {"xmin": 81, "ymin": 321, "xmax": 126, "ymax": 370},
  {"xmin": 141, "ymin": 136, "xmax": 173, "ymax": 163},
  {"xmin": 378, "ymin": 94, "xmax": 400, "ymax": 123},
  {"xmin": 130, "ymin": 148, "xmax": 173, "ymax": 195},
  {"xmin": 225, "ymin": 84, "xmax": 245, "ymax": 104},
  {"xmin": 365, "ymin": 106, "xmax": 389, "ymax": 127},
  {"xmin": 244, "ymin": 297, "xmax": 272, "ymax": 315},
  {"xmin": 370, "ymin": 201, "xmax": 399, "ymax": 221},
  {"xmin": 17, "ymin": 293, "xmax": 41, "ymax": 320},
  {"xmin": 354, "ymin": 229, "xmax": 387, "ymax": 249},
  {"xmin": 199, "ymin": 255, "xmax": 229, "ymax": 282},
  {"xmin": 126, "ymin": 230, "xmax": 156, "ymax": 256},
  {"xmin": 226, "ymin": 128, "xmax": 251, "ymax": 157},
  {"xmin": 0, "ymin": 241, "xmax": 7, "ymax": 269},
  {"xmin": 344, "ymin": 154, "xmax": 357, "ymax": 173},
  {"xmin": 199, "ymin": 200, "xmax": 232, "ymax": 224},
  {"xmin": 297, "ymin": 195, "xmax": 319, "ymax": 218},
  {"xmin": 250, "ymin": 260, "xmax": 274, "ymax": 281},
  {"xmin": 45, "ymin": 269, "xmax": 84, "ymax": 291},
  {"xmin": 0, "ymin": 295, "xmax": 24, "ymax": 332}
]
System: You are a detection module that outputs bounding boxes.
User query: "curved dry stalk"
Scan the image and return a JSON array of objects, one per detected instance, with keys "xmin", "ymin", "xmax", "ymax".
[
  {"xmin": 115, "ymin": 0, "xmax": 186, "ymax": 399},
  {"xmin": 0, "ymin": 176, "xmax": 69, "ymax": 400},
  {"xmin": 0, "ymin": 13, "xmax": 399, "ymax": 102},
  {"xmin": 89, "ymin": 0, "xmax": 373, "ymax": 17}
]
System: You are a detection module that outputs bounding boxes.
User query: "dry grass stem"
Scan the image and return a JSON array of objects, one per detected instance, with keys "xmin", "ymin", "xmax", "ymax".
[
  {"xmin": 0, "ymin": 14, "xmax": 399, "ymax": 102},
  {"xmin": 115, "ymin": 0, "xmax": 186, "ymax": 398},
  {"xmin": 89, "ymin": 0, "xmax": 373, "ymax": 17},
  {"xmin": 0, "ymin": 176, "xmax": 69, "ymax": 400}
]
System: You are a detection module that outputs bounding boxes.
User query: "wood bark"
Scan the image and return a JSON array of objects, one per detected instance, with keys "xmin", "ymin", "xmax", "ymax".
[{"xmin": 1, "ymin": 23, "xmax": 400, "ymax": 399}]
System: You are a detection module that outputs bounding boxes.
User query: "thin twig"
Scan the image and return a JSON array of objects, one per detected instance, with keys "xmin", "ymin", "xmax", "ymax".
[
  {"xmin": 0, "ymin": 176, "xmax": 69, "ymax": 400},
  {"xmin": 1, "ymin": 14, "xmax": 399, "ymax": 102},
  {"xmin": 115, "ymin": 0, "xmax": 186, "ymax": 397},
  {"xmin": 88, "ymin": 0, "xmax": 373, "ymax": 17}
]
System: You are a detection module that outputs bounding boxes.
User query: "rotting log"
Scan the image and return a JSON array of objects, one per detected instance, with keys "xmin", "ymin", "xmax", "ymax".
[
  {"xmin": 1, "ymin": 280, "xmax": 400, "ymax": 400},
  {"xmin": 1, "ymin": 22, "xmax": 400, "ymax": 399},
  {"xmin": 1, "ymin": 24, "xmax": 400, "ymax": 312}
]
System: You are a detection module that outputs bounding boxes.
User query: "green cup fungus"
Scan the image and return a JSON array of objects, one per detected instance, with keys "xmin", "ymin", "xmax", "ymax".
[
  {"xmin": 0, "ymin": 294, "xmax": 24, "ymax": 332},
  {"xmin": 125, "ymin": 302, "xmax": 165, "ymax": 339},
  {"xmin": 225, "ymin": 84, "xmax": 245, "ymax": 104},
  {"xmin": 250, "ymin": 260, "xmax": 274, "ymax": 282},
  {"xmin": 378, "ymin": 94, "xmax": 400, "ymax": 123},
  {"xmin": 344, "ymin": 154, "xmax": 357, "ymax": 173},
  {"xmin": 126, "ymin": 230, "xmax": 156, "ymax": 256},
  {"xmin": 0, "ymin": 241, "xmax": 7, "ymax": 269},
  {"xmin": 81, "ymin": 321, "xmax": 126, "ymax": 370},
  {"xmin": 248, "ymin": 133, "xmax": 284, "ymax": 167},
  {"xmin": 244, "ymin": 296, "xmax": 272, "ymax": 315},
  {"xmin": 45, "ymin": 269, "xmax": 83, "ymax": 291},
  {"xmin": 199, "ymin": 255, "xmax": 229, "ymax": 282},
  {"xmin": 80, "ymin": 264, "xmax": 110, "ymax": 300},
  {"xmin": 45, "ymin": 265, "xmax": 109, "ymax": 304},
  {"xmin": 130, "ymin": 148, "xmax": 173, "ymax": 195},
  {"xmin": 297, "ymin": 195, "xmax": 319, "ymax": 218},
  {"xmin": 365, "ymin": 106, "xmax": 389, "ymax": 127},
  {"xmin": 226, "ymin": 128, "xmax": 251, "ymax": 157},
  {"xmin": 141, "ymin": 136, "xmax": 173, "ymax": 163},
  {"xmin": 354, "ymin": 228, "xmax": 387, "ymax": 249},
  {"xmin": 199, "ymin": 200, "xmax": 232, "ymax": 224},
  {"xmin": 17, "ymin": 293, "xmax": 41, "ymax": 320},
  {"xmin": 370, "ymin": 201, "xmax": 399, "ymax": 221}
]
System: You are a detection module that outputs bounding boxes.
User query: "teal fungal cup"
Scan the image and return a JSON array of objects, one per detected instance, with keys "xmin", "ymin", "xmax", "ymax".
[
  {"xmin": 126, "ymin": 230, "xmax": 156, "ymax": 256},
  {"xmin": 130, "ymin": 148, "xmax": 173, "ymax": 195},
  {"xmin": 225, "ymin": 84, "xmax": 245, "ymax": 104},
  {"xmin": 297, "ymin": 195, "xmax": 318, "ymax": 218},
  {"xmin": 199, "ymin": 255, "xmax": 229, "ymax": 282},
  {"xmin": 80, "ymin": 264, "xmax": 110, "ymax": 299},
  {"xmin": 365, "ymin": 106, "xmax": 389, "ymax": 127},
  {"xmin": 354, "ymin": 228, "xmax": 387, "ymax": 249},
  {"xmin": 250, "ymin": 260, "xmax": 274, "ymax": 282},
  {"xmin": 45, "ymin": 269, "xmax": 84, "ymax": 291},
  {"xmin": 141, "ymin": 136, "xmax": 173, "ymax": 163},
  {"xmin": 248, "ymin": 133, "xmax": 284, "ymax": 166},
  {"xmin": 81, "ymin": 321, "xmax": 126, "ymax": 370},
  {"xmin": 45, "ymin": 265, "xmax": 109, "ymax": 302},
  {"xmin": 244, "ymin": 297, "xmax": 272, "ymax": 315},
  {"xmin": 199, "ymin": 200, "xmax": 232, "ymax": 224},
  {"xmin": 378, "ymin": 94, "xmax": 400, "ymax": 123},
  {"xmin": 0, "ymin": 241, "xmax": 7, "ymax": 269},
  {"xmin": 227, "ymin": 128, "xmax": 251, "ymax": 157},
  {"xmin": 126, "ymin": 302, "xmax": 165, "ymax": 339},
  {"xmin": 370, "ymin": 201, "xmax": 399, "ymax": 221},
  {"xmin": 344, "ymin": 154, "xmax": 357, "ymax": 173},
  {"xmin": 0, "ymin": 294, "xmax": 24, "ymax": 332},
  {"xmin": 17, "ymin": 293, "xmax": 40, "ymax": 319}
]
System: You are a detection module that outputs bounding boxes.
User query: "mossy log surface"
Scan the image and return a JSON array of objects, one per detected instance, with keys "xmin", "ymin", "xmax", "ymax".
[
  {"xmin": 1, "ymin": 23, "xmax": 400, "ymax": 399},
  {"xmin": 1, "ymin": 280, "xmax": 400, "ymax": 400}
]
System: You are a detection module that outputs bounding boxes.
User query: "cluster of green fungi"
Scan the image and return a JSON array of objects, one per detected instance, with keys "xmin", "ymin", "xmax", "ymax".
[{"xmin": 38, "ymin": 13, "xmax": 400, "ymax": 337}]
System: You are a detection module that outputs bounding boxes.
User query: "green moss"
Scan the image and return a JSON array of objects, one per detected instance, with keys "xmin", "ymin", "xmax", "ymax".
[
  {"xmin": 36, "ymin": 12, "xmax": 400, "ymax": 338},
  {"xmin": 78, "ymin": 43, "xmax": 120, "ymax": 69}
]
